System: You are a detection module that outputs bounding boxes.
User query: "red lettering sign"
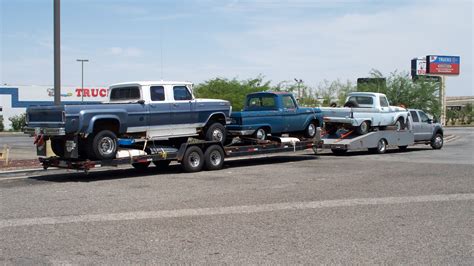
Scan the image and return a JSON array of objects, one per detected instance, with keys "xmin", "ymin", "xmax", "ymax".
[{"xmin": 74, "ymin": 88, "xmax": 108, "ymax": 98}]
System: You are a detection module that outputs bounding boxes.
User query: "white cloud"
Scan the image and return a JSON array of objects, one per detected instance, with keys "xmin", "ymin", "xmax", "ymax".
[{"xmin": 107, "ymin": 47, "xmax": 143, "ymax": 57}]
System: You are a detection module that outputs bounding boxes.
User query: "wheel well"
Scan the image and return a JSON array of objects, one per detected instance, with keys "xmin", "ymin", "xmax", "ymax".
[
  {"xmin": 206, "ymin": 113, "xmax": 226, "ymax": 126},
  {"xmin": 93, "ymin": 119, "xmax": 119, "ymax": 134},
  {"xmin": 434, "ymin": 130, "xmax": 443, "ymax": 136},
  {"xmin": 311, "ymin": 119, "xmax": 321, "ymax": 127}
]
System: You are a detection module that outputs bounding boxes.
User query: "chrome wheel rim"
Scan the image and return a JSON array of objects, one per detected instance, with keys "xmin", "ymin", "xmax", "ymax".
[
  {"xmin": 307, "ymin": 124, "xmax": 316, "ymax": 137},
  {"xmin": 378, "ymin": 140, "xmax": 386, "ymax": 152},
  {"xmin": 434, "ymin": 136, "xmax": 443, "ymax": 147},
  {"xmin": 256, "ymin": 129, "xmax": 266, "ymax": 140},
  {"xmin": 188, "ymin": 151, "xmax": 201, "ymax": 168},
  {"xmin": 212, "ymin": 129, "xmax": 223, "ymax": 142},
  {"xmin": 209, "ymin": 150, "xmax": 222, "ymax": 166},
  {"xmin": 99, "ymin": 137, "xmax": 115, "ymax": 156}
]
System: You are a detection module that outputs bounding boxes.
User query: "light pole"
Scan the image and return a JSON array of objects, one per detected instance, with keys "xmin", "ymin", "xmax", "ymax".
[
  {"xmin": 76, "ymin": 59, "xmax": 89, "ymax": 102},
  {"xmin": 294, "ymin": 78, "xmax": 303, "ymax": 99}
]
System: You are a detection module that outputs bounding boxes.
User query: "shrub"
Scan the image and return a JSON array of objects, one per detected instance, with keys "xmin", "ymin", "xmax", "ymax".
[
  {"xmin": 0, "ymin": 115, "xmax": 4, "ymax": 132},
  {"xmin": 9, "ymin": 113, "xmax": 27, "ymax": 131}
]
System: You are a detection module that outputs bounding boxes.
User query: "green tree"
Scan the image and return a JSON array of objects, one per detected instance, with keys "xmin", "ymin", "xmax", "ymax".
[
  {"xmin": 462, "ymin": 103, "xmax": 473, "ymax": 124},
  {"xmin": 0, "ymin": 115, "xmax": 4, "ymax": 132},
  {"xmin": 315, "ymin": 79, "xmax": 355, "ymax": 107},
  {"xmin": 9, "ymin": 113, "xmax": 26, "ymax": 131},
  {"xmin": 194, "ymin": 76, "xmax": 272, "ymax": 111}
]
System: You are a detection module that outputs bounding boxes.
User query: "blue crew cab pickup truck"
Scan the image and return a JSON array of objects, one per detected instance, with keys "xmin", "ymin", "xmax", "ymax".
[
  {"xmin": 227, "ymin": 91, "xmax": 323, "ymax": 140},
  {"xmin": 24, "ymin": 81, "xmax": 232, "ymax": 160}
]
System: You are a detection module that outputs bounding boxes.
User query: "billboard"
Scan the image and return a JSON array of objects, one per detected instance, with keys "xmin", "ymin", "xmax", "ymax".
[
  {"xmin": 426, "ymin": 55, "xmax": 460, "ymax": 75},
  {"xmin": 411, "ymin": 58, "xmax": 427, "ymax": 77}
]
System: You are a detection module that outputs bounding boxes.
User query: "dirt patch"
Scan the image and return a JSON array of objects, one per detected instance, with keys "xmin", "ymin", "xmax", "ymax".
[{"xmin": 0, "ymin": 159, "xmax": 42, "ymax": 171}]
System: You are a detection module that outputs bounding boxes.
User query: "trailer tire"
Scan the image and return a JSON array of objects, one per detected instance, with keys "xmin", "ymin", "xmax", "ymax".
[
  {"xmin": 181, "ymin": 146, "xmax": 204, "ymax": 172},
  {"xmin": 356, "ymin": 121, "xmax": 370, "ymax": 135},
  {"xmin": 369, "ymin": 138, "xmax": 387, "ymax": 154},
  {"xmin": 204, "ymin": 145, "xmax": 224, "ymax": 171},
  {"xmin": 87, "ymin": 130, "xmax": 118, "ymax": 160},
  {"xmin": 205, "ymin": 123, "xmax": 226, "ymax": 144},
  {"xmin": 132, "ymin": 161, "xmax": 151, "ymax": 170},
  {"xmin": 51, "ymin": 138, "xmax": 65, "ymax": 157},
  {"xmin": 331, "ymin": 149, "xmax": 347, "ymax": 155},
  {"xmin": 430, "ymin": 133, "xmax": 443, "ymax": 150},
  {"xmin": 153, "ymin": 160, "xmax": 171, "ymax": 169}
]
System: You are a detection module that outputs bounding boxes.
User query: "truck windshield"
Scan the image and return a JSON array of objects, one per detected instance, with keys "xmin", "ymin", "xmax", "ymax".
[{"xmin": 110, "ymin": 86, "xmax": 140, "ymax": 101}]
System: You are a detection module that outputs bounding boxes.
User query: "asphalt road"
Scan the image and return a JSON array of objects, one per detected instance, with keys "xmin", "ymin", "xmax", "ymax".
[{"xmin": 0, "ymin": 128, "xmax": 473, "ymax": 264}]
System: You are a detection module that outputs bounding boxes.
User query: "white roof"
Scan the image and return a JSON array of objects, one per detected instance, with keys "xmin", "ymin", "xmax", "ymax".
[
  {"xmin": 348, "ymin": 92, "xmax": 385, "ymax": 97},
  {"xmin": 109, "ymin": 81, "xmax": 193, "ymax": 87}
]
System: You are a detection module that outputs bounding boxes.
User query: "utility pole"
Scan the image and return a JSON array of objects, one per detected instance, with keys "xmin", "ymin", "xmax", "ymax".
[
  {"xmin": 76, "ymin": 59, "xmax": 89, "ymax": 103},
  {"xmin": 54, "ymin": 0, "xmax": 61, "ymax": 105},
  {"xmin": 294, "ymin": 78, "xmax": 303, "ymax": 99}
]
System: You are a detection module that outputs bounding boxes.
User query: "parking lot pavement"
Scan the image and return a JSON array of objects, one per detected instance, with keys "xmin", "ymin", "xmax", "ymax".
[{"xmin": 0, "ymin": 128, "xmax": 472, "ymax": 264}]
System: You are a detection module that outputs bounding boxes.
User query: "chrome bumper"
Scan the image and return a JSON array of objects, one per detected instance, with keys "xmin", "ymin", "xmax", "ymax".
[{"xmin": 24, "ymin": 127, "xmax": 66, "ymax": 136}]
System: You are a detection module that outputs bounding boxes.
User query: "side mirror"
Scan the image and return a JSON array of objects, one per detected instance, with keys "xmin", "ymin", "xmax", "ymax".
[
  {"xmin": 137, "ymin": 99, "xmax": 145, "ymax": 104},
  {"xmin": 427, "ymin": 119, "xmax": 433, "ymax": 124}
]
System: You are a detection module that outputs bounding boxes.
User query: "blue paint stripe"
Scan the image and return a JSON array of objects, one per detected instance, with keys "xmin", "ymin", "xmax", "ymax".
[{"xmin": 0, "ymin": 87, "xmax": 95, "ymax": 108}]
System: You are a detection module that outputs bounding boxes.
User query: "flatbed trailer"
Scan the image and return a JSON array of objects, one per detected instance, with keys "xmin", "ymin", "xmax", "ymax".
[
  {"xmin": 38, "ymin": 130, "xmax": 322, "ymax": 174},
  {"xmin": 321, "ymin": 127, "xmax": 415, "ymax": 155}
]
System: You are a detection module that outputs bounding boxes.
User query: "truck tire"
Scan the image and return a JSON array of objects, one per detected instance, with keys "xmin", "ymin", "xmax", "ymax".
[
  {"xmin": 181, "ymin": 146, "xmax": 204, "ymax": 172},
  {"xmin": 51, "ymin": 138, "xmax": 65, "ymax": 157},
  {"xmin": 430, "ymin": 133, "xmax": 443, "ymax": 149},
  {"xmin": 204, "ymin": 145, "xmax": 224, "ymax": 171},
  {"xmin": 153, "ymin": 160, "xmax": 171, "ymax": 169},
  {"xmin": 205, "ymin": 123, "xmax": 226, "ymax": 144},
  {"xmin": 253, "ymin": 128, "xmax": 267, "ymax": 140},
  {"xmin": 304, "ymin": 122, "xmax": 317, "ymax": 138},
  {"xmin": 87, "ymin": 130, "xmax": 118, "ymax": 160},
  {"xmin": 369, "ymin": 138, "xmax": 387, "ymax": 154},
  {"xmin": 356, "ymin": 121, "xmax": 370, "ymax": 135},
  {"xmin": 395, "ymin": 117, "xmax": 405, "ymax": 131},
  {"xmin": 132, "ymin": 161, "xmax": 151, "ymax": 170}
]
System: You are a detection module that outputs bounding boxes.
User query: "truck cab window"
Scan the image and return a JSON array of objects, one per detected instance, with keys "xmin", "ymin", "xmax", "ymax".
[
  {"xmin": 419, "ymin": 111, "xmax": 430, "ymax": 123},
  {"xmin": 379, "ymin": 96, "xmax": 389, "ymax": 107},
  {"xmin": 410, "ymin": 111, "xmax": 419, "ymax": 122},
  {"xmin": 173, "ymin": 86, "xmax": 192, "ymax": 101},
  {"xmin": 282, "ymin": 96, "xmax": 296, "ymax": 109},
  {"xmin": 110, "ymin": 86, "xmax": 140, "ymax": 101},
  {"xmin": 347, "ymin": 96, "xmax": 373, "ymax": 107},
  {"xmin": 150, "ymin": 86, "xmax": 165, "ymax": 101}
]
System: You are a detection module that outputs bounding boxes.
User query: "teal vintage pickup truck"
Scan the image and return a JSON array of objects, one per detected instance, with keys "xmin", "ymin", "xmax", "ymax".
[{"xmin": 227, "ymin": 92, "xmax": 323, "ymax": 140}]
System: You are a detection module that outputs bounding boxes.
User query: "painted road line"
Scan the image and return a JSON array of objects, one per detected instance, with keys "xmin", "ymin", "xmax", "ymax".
[{"xmin": 1, "ymin": 193, "xmax": 473, "ymax": 229}]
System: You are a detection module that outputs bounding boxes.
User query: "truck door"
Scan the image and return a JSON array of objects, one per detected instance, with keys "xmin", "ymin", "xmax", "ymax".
[
  {"xmin": 281, "ymin": 95, "xmax": 298, "ymax": 132},
  {"xmin": 171, "ymin": 85, "xmax": 197, "ymax": 126},
  {"xmin": 379, "ymin": 95, "xmax": 390, "ymax": 126},
  {"xmin": 417, "ymin": 111, "xmax": 434, "ymax": 140},
  {"xmin": 410, "ymin": 110, "xmax": 423, "ymax": 141},
  {"xmin": 147, "ymin": 86, "xmax": 172, "ymax": 137}
]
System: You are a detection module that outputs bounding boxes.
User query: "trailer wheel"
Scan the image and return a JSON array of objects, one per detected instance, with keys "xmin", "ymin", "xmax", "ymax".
[
  {"xmin": 181, "ymin": 146, "xmax": 204, "ymax": 172},
  {"xmin": 253, "ymin": 128, "xmax": 267, "ymax": 140},
  {"xmin": 430, "ymin": 133, "xmax": 443, "ymax": 150},
  {"xmin": 331, "ymin": 149, "xmax": 347, "ymax": 155},
  {"xmin": 87, "ymin": 130, "xmax": 118, "ymax": 160},
  {"xmin": 369, "ymin": 139, "xmax": 387, "ymax": 154},
  {"xmin": 356, "ymin": 121, "xmax": 370, "ymax": 135},
  {"xmin": 204, "ymin": 145, "xmax": 224, "ymax": 171},
  {"xmin": 132, "ymin": 161, "xmax": 151, "ymax": 170},
  {"xmin": 153, "ymin": 160, "xmax": 171, "ymax": 169},
  {"xmin": 205, "ymin": 123, "xmax": 226, "ymax": 144},
  {"xmin": 51, "ymin": 138, "xmax": 65, "ymax": 157}
]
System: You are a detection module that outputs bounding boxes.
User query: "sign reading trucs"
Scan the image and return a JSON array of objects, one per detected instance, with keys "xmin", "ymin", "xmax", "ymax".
[{"xmin": 426, "ymin": 55, "xmax": 460, "ymax": 75}]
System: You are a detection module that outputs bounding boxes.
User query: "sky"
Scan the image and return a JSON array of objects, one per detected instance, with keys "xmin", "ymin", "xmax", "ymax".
[{"xmin": 1, "ymin": 0, "xmax": 473, "ymax": 96}]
